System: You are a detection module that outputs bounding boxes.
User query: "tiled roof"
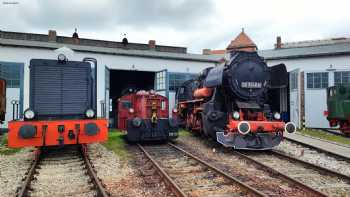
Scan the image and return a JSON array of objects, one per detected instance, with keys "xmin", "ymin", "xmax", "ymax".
[{"xmin": 226, "ymin": 30, "xmax": 257, "ymax": 51}]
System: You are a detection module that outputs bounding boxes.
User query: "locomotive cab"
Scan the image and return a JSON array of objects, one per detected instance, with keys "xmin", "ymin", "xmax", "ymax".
[{"xmin": 8, "ymin": 55, "xmax": 108, "ymax": 147}]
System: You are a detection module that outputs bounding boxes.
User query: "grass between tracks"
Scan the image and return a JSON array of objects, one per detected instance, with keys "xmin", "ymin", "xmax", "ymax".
[
  {"xmin": 178, "ymin": 129, "xmax": 191, "ymax": 137},
  {"xmin": 0, "ymin": 133, "xmax": 21, "ymax": 155},
  {"xmin": 298, "ymin": 129, "xmax": 350, "ymax": 146},
  {"xmin": 102, "ymin": 129, "xmax": 130, "ymax": 161}
]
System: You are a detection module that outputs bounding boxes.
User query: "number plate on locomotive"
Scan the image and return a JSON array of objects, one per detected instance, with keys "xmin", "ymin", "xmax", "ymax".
[{"xmin": 241, "ymin": 82, "xmax": 262, "ymax": 88}]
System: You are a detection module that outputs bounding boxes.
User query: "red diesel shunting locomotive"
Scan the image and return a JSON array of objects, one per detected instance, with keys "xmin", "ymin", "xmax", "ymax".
[
  {"xmin": 8, "ymin": 55, "xmax": 108, "ymax": 147},
  {"xmin": 117, "ymin": 90, "xmax": 178, "ymax": 142},
  {"xmin": 175, "ymin": 31, "xmax": 296, "ymax": 150}
]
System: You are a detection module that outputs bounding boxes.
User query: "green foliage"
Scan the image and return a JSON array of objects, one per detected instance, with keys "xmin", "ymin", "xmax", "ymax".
[
  {"xmin": 178, "ymin": 129, "xmax": 191, "ymax": 137},
  {"xmin": 0, "ymin": 133, "xmax": 21, "ymax": 155},
  {"xmin": 299, "ymin": 129, "xmax": 350, "ymax": 146},
  {"xmin": 102, "ymin": 130, "xmax": 129, "ymax": 161}
]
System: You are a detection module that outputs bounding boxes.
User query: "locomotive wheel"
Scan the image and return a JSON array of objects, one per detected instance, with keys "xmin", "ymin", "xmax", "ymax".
[
  {"xmin": 202, "ymin": 115, "xmax": 211, "ymax": 137},
  {"xmin": 195, "ymin": 114, "xmax": 203, "ymax": 136}
]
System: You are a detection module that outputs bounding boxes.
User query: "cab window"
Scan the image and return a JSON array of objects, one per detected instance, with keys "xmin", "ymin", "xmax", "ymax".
[{"xmin": 121, "ymin": 100, "xmax": 132, "ymax": 109}]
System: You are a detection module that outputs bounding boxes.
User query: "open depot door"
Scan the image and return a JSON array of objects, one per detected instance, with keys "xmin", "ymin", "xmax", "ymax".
[
  {"xmin": 289, "ymin": 69, "xmax": 300, "ymax": 128},
  {"xmin": 104, "ymin": 66, "xmax": 110, "ymax": 126}
]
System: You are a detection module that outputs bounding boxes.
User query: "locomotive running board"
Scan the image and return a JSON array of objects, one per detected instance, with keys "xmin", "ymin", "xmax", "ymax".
[{"xmin": 216, "ymin": 132, "xmax": 281, "ymax": 150}]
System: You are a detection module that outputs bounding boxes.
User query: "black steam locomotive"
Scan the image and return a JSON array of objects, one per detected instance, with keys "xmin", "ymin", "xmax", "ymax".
[{"xmin": 176, "ymin": 50, "xmax": 295, "ymax": 150}]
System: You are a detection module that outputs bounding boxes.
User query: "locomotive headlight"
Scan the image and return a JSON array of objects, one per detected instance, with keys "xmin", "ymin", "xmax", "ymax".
[
  {"xmin": 58, "ymin": 54, "xmax": 67, "ymax": 62},
  {"xmin": 129, "ymin": 108, "xmax": 135, "ymax": 114},
  {"xmin": 24, "ymin": 109, "xmax": 35, "ymax": 120},
  {"xmin": 273, "ymin": 112, "xmax": 281, "ymax": 120},
  {"xmin": 232, "ymin": 111, "xmax": 240, "ymax": 120},
  {"xmin": 85, "ymin": 109, "xmax": 95, "ymax": 118}
]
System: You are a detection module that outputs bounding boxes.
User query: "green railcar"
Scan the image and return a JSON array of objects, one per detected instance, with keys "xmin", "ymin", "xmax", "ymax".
[{"xmin": 327, "ymin": 85, "xmax": 350, "ymax": 135}]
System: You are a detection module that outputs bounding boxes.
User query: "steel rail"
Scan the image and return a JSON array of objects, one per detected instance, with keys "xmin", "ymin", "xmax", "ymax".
[
  {"xmin": 16, "ymin": 149, "xmax": 41, "ymax": 197},
  {"xmin": 283, "ymin": 136, "xmax": 350, "ymax": 161},
  {"xmin": 81, "ymin": 146, "xmax": 109, "ymax": 197},
  {"xmin": 137, "ymin": 144, "xmax": 186, "ymax": 197},
  {"xmin": 167, "ymin": 143, "xmax": 266, "ymax": 197},
  {"xmin": 271, "ymin": 150, "xmax": 350, "ymax": 181},
  {"xmin": 233, "ymin": 150, "xmax": 327, "ymax": 197},
  {"xmin": 17, "ymin": 145, "xmax": 109, "ymax": 197}
]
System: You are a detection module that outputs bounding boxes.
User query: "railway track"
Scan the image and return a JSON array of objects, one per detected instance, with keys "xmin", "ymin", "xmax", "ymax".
[
  {"xmin": 320, "ymin": 128, "xmax": 350, "ymax": 138},
  {"xmin": 237, "ymin": 150, "xmax": 350, "ymax": 196},
  {"xmin": 137, "ymin": 143, "xmax": 266, "ymax": 197},
  {"xmin": 16, "ymin": 145, "xmax": 108, "ymax": 197},
  {"xmin": 283, "ymin": 134, "xmax": 350, "ymax": 161}
]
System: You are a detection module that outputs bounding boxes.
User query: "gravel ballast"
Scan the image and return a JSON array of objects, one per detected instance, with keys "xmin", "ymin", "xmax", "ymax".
[
  {"xmin": 174, "ymin": 135, "xmax": 312, "ymax": 197},
  {"xmin": 88, "ymin": 143, "xmax": 173, "ymax": 197},
  {"xmin": 0, "ymin": 148, "xmax": 34, "ymax": 197},
  {"xmin": 275, "ymin": 139, "xmax": 350, "ymax": 176}
]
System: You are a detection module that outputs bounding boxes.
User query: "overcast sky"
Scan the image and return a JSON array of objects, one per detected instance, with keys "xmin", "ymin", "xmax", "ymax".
[{"xmin": 1, "ymin": 0, "xmax": 350, "ymax": 53}]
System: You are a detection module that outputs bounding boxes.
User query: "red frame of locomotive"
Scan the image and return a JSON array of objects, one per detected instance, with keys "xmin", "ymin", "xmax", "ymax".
[
  {"xmin": 178, "ymin": 101, "xmax": 287, "ymax": 135},
  {"xmin": 8, "ymin": 119, "xmax": 108, "ymax": 148}
]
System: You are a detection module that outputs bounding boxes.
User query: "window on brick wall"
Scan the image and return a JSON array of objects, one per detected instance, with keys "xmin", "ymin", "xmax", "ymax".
[
  {"xmin": 334, "ymin": 71, "xmax": 350, "ymax": 86},
  {"xmin": 0, "ymin": 63, "xmax": 21, "ymax": 88},
  {"xmin": 307, "ymin": 72, "xmax": 328, "ymax": 89},
  {"xmin": 169, "ymin": 73, "xmax": 198, "ymax": 91}
]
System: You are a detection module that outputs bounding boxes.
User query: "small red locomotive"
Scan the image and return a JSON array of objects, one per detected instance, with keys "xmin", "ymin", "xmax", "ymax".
[
  {"xmin": 117, "ymin": 90, "xmax": 178, "ymax": 142},
  {"xmin": 0, "ymin": 79, "xmax": 6, "ymax": 124},
  {"xmin": 8, "ymin": 55, "xmax": 108, "ymax": 147}
]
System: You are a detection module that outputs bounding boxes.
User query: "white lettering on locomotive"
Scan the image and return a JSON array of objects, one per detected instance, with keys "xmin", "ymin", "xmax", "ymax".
[{"xmin": 241, "ymin": 82, "xmax": 262, "ymax": 88}]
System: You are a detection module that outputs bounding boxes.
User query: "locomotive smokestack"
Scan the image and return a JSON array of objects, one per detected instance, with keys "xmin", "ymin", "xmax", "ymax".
[{"xmin": 276, "ymin": 36, "xmax": 282, "ymax": 49}]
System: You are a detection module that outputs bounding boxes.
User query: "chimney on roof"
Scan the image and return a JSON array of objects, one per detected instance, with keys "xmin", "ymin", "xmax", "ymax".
[
  {"xmin": 148, "ymin": 40, "xmax": 156, "ymax": 50},
  {"xmin": 276, "ymin": 36, "xmax": 282, "ymax": 49},
  {"xmin": 202, "ymin": 49, "xmax": 211, "ymax": 55},
  {"xmin": 72, "ymin": 28, "xmax": 79, "ymax": 44},
  {"xmin": 48, "ymin": 30, "xmax": 57, "ymax": 42}
]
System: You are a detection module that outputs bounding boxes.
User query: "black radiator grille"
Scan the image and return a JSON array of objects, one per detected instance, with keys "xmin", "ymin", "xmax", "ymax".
[{"xmin": 30, "ymin": 59, "xmax": 92, "ymax": 119}]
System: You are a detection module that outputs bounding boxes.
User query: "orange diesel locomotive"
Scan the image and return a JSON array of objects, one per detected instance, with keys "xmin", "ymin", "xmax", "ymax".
[
  {"xmin": 8, "ymin": 55, "xmax": 108, "ymax": 147},
  {"xmin": 117, "ymin": 90, "xmax": 178, "ymax": 142}
]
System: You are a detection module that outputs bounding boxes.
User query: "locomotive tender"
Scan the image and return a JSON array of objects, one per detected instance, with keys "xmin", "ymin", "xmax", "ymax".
[
  {"xmin": 327, "ymin": 85, "xmax": 350, "ymax": 135},
  {"xmin": 176, "ymin": 50, "xmax": 296, "ymax": 150},
  {"xmin": 8, "ymin": 54, "xmax": 108, "ymax": 147},
  {"xmin": 117, "ymin": 90, "xmax": 178, "ymax": 142}
]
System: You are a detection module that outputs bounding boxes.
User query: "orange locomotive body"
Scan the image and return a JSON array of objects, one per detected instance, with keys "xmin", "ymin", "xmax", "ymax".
[
  {"xmin": 8, "ymin": 56, "xmax": 108, "ymax": 148},
  {"xmin": 117, "ymin": 90, "xmax": 178, "ymax": 142}
]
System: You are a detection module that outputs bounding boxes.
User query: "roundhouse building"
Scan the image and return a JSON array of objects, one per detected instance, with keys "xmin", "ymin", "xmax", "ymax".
[{"xmin": 0, "ymin": 30, "xmax": 220, "ymax": 129}]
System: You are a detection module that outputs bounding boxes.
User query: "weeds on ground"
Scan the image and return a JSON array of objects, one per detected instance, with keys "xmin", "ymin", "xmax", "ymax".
[
  {"xmin": 102, "ymin": 129, "xmax": 130, "ymax": 161},
  {"xmin": 178, "ymin": 129, "xmax": 191, "ymax": 137},
  {"xmin": 298, "ymin": 129, "xmax": 350, "ymax": 146},
  {"xmin": 0, "ymin": 133, "xmax": 21, "ymax": 155}
]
